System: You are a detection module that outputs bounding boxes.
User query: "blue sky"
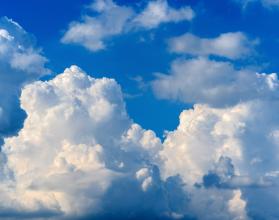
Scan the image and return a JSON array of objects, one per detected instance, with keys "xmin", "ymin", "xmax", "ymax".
[
  {"xmin": 1, "ymin": 0, "xmax": 190, "ymax": 136},
  {"xmin": 1, "ymin": 0, "xmax": 279, "ymax": 136},
  {"xmin": 2, "ymin": 0, "xmax": 279, "ymax": 219},
  {"xmin": 2, "ymin": 0, "xmax": 279, "ymax": 136}
]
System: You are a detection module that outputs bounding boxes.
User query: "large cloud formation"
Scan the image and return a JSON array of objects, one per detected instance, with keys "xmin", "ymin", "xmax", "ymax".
[
  {"xmin": 0, "ymin": 17, "xmax": 49, "ymax": 144},
  {"xmin": 2, "ymin": 10, "xmax": 279, "ymax": 220},
  {"xmin": 149, "ymin": 12, "xmax": 279, "ymax": 218},
  {"xmin": 2, "ymin": 65, "xmax": 279, "ymax": 220},
  {"xmin": 160, "ymin": 100, "xmax": 279, "ymax": 219},
  {"xmin": 0, "ymin": 66, "xmax": 190, "ymax": 219}
]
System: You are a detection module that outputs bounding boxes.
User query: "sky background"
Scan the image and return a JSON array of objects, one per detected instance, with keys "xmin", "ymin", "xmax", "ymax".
[
  {"xmin": 2, "ymin": 0, "xmax": 279, "ymax": 136},
  {"xmin": 2, "ymin": 1, "xmax": 279, "ymax": 219}
]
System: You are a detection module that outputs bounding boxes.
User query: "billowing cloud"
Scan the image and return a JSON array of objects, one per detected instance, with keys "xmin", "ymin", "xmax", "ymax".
[
  {"xmin": 2, "ymin": 11, "xmax": 279, "ymax": 220},
  {"xmin": 61, "ymin": 0, "xmax": 194, "ymax": 51},
  {"xmin": 0, "ymin": 17, "xmax": 49, "ymax": 144},
  {"xmin": 168, "ymin": 32, "xmax": 255, "ymax": 59},
  {"xmin": 2, "ymin": 64, "xmax": 279, "ymax": 219},
  {"xmin": 0, "ymin": 66, "xmax": 190, "ymax": 219},
  {"xmin": 159, "ymin": 99, "xmax": 279, "ymax": 219},
  {"xmin": 151, "ymin": 27, "xmax": 279, "ymax": 218},
  {"xmin": 149, "ymin": 32, "xmax": 279, "ymax": 217},
  {"xmin": 152, "ymin": 57, "xmax": 279, "ymax": 107}
]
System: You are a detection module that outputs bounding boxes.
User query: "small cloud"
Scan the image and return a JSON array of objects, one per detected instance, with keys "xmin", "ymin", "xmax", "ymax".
[
  {"xmin": 235, "ymin": 0, "xmax": 279, "ymax": 9},
  {"xmin": 61, "ymin": 0, "xmax": 134, "ymax": 52},
  {"xmin": 129, "ymin": 75, "xmax": 148, "ymax": 91},
  {"xmin": 132, "ymin": 0, "xmax": 194, "ymax": 29},
  {"xmin": 168, "ymin": 32, "xmax": 257, "ymax": 60}
]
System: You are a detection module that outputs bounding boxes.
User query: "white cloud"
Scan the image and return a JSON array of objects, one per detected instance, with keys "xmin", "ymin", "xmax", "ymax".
[
  {"xmin": 133, "ymin": 0, "xmax": 194, "ymax": 29},
  {"xmin": 62, "ymin": 0, "xmax": 194, "ymax": 52},
  {"xmin": 168, "ymin": 32, "xmax": 255, "ymax": 59},
  {"xmin": 2, "ymin": 63, "xmax": 279, "ymax": 219},
  {"xmin": 2, "ymin": 11, "xmax": 279, "ymax": 220},
  {"xmin": 0, "ymin": 17, "xmax": 49, "ymax": 143},
  {"xmin": 147, "ymin": 20, "xmax": 279, "ymax": 218},
  {"xmin": 3, "ymin": 63, "xmax": 264, "ymax": 220},
  {"xmin": 159, "ymin": 100, "xmax": 279, "ymax": 219},
  {"xmin": 61, "ymin": 0, "xmax": 134, "ymax": 51},
  {"xmin": 0, "ymin": 66, "xmax": 190, "ymax": 219},
  {"xmin": 152, "ymin": 27, "xmax": 279, "ymax": 218},
  {"xmin": 152, "ymin": 57, "xmax": 279, "ymax": 107}
]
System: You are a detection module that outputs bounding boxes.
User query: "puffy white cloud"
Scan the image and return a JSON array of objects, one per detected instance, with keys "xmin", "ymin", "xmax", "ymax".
[
  {"xmin": 62, "ymin": 0, "xmax": 194, "ymax": 51},
  {"xmin": 133, "ymin": 0, "xmax": 194, "ymax": 29},
  {"xmin": 0, "ymin": 17, "xmax": 49, "ymax": 144},
  {"xmin": 0, "ymin": 65, "xmax": 191, "ymax": 219},
  {"xmin": 168, "ymin": 32, "xmax": 255, "ymax": 59},
  {"xmin": 2, "ymin": 12, "xmax": 279, "ymax": 220},
  {"xmin": 159, "ymin": 100, "xmax": 279, "ymax": 219},
  {"xmin": 2, "ymin": 63, "xmax": 258, "ymax": 220},
  {"xmin": 148, "ymin": 22, "xmax": 279, "ymax": 218},
  {"xmin": 2, "ymin": 63, "xmax": 279, "ymax": 219},
  {"xmin": 61, "ymin": 0, "xmax": 134, "ymax": 51},
  {"xmin": 152, "ymin": 57, "xmax": 279, "ymax": 107}
]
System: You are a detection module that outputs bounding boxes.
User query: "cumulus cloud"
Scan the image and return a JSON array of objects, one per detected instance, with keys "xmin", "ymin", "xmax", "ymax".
[
  {"xmin": 2, "ymin": 63, "xmax": 279, "ymax": 219},
  {"xmin": 159, "ymin": 99, "xmax": 279, "ymax": 219},
  {"xmin": 0, "ymin": 17, "xmax": 49, "ymax": 144},
  {"xmin": 168, "ymin": 32, "xmax": 255, "ymax": 59},
  {"xmin": 150, "ymin": 28, "xmax": 279, "ymax": 217},
  {"xmin": 61, "ymin": 0, "xmax": 134, "ymax": 51},
  {"xmin": 149, "ymin": 34, "xmax": 279, "ymax": 219},
  {"xmin": 152, "ymin": 57, "xmax": 279, "ymax": 107},
  {"xmin": 0, "ymin": 66, "xmax": 191, "ymax": 219},
  {"xmin": 2, "ymin": 10, "xmax": 279, "ymax": 220},
  {"xmin": 149, "ymin": 32, "xmax": 279, "ymax": 218},
  {"xmin": 62, "ymin": 0, "xmax": 194, "ymax": 51}
]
